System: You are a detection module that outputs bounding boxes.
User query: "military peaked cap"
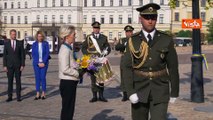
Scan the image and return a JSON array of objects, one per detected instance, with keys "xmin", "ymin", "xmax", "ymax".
[
  {"xmin": 136, "ymin": 3, "xmax": 160, "ymax": 15},
  {"xmin": 91, "ymin": 21, "xmax": 101, "ymax": 28},
  {"xmin": 124, "ymin": 25, "xmax": 134, "ymax": 31}
]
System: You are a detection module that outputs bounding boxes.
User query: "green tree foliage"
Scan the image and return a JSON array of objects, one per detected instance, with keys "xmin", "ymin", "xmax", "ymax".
[
  {"xmin": 206, "ymin": 18, "xmax": 213, "ymax": 43},
  {"xmin": 158, "ymin": 30, "xmax": 174, "ymax": 36},
  {"xmin": 169, "ymin": 0, "xmax": 176, "ymax": 9},
  {"xmin": 169, "ymin": 0, "xmax": 213, "ymax": 9},
  {"xmin": 176, "ymin": 30, "xmax": 192, "ymax": 37}
]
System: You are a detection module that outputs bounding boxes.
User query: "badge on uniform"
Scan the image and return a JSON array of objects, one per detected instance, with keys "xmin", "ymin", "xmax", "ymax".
[
  {"xmin": 159, "ymin": 48, "xmax": 168, "ymax": 59},
  {"xmin": 160, "ymin": 53, "xmax": 165, "ymax": 59}
]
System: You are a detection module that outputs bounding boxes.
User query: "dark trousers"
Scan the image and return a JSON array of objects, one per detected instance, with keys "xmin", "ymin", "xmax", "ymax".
[
  {"xmin": 89, "ymin": 71, "xmax": 103, "ymax": 92},
  {"xmin": 120, "ymin": 67, "xmax": 126, "ymax": 92},
  {"xmin": 60, "ymin": 79, "xmax": 78, "ymax": 120},
  {"xmin": 131, "ymin": 93, "xmax": 168, "ymax": 120},
  {"xmin": 33, "ymin": 64, "xmax": 48, "ymax": 92},
  {"xmin": 26, "ymin": 52, "xmax": 32, "ymax": 59},
  {"xmin": 7, "ymin": 66, "xmax": 22, "ymax": 98}
]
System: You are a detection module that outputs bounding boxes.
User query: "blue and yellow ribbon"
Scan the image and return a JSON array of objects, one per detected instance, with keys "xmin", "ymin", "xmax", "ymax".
[{"xmin": 192, "ymin": 53, "xmax": 208, "ymax": 70}]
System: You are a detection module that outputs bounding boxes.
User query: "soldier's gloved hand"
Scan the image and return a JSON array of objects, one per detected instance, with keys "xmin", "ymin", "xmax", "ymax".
[
  {"xmin": 169, "ymin": 97, "xmax": 177, "ymax": 104},
  {"xmin": 124, "ymin": 42, "xmax": 127, "ymax": 46},
  {"xmin": 102, "ymin": 50, "xmax": 108, "ymax": 56},
  {"xmin": 129, "ymin": 93, "xmax": 139, "ymax": 104}
]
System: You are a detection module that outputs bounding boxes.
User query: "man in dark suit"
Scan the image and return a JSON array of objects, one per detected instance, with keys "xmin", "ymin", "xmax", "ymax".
[
  {"xmin": 3, "ymin": 29, "xmax": 25, "ymax": 102},
  {"xmin": 115, "ymin": 25, "xmax": 134, "ymax": 101},
  {"xmin": 123, "ymin": 3, "xmax": 179, "ymax": 120},
  {"xmin": 81, "ymin": 21, "xmax": 111, "ymax": 102}
]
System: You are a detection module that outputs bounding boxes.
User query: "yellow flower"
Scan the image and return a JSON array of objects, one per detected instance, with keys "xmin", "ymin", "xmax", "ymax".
[
  {"xmin": 80, "ymin": 55, "xmax": 91, "ymax": 68},
  {"xmin": 81, "ymin": 61, "xmax": 89, "ymax": 68},
  {"xmin": 76, "ymin": 59, "xmax": 80, "ymax": 63},
  {"xmin": 82, "ymin": 55, "xmax": 90, "ymax": 61}
]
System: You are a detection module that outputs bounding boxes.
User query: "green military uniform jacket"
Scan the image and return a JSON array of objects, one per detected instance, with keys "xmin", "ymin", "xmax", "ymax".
[
  {"xmin": 115, "ymin": 37, "xmax": 128, "ymax": 67},
  {"xmin": 115, "ymin": 37, "xmax": 128, "ymax": 91},
  {"xmin": 123, "ymin": 30, "xmax": 179, "ymax": 104},
  {"xmin": 81, "ymin": 33, "xmax": 111, "ymax": 56}
]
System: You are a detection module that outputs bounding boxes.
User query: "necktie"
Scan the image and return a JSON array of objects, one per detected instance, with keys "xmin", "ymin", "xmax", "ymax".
[{"xmin": 147, "ymin": 34, "xmax": 152, "ymax": 46}]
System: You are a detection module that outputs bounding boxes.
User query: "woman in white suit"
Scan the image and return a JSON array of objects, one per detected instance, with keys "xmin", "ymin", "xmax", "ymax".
[{"xmin": 58, "ymin": 25, "xmax": 79, "ymax": 120}]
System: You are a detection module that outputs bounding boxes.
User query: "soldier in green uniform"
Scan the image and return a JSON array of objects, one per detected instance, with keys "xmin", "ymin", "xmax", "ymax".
[
  {"xmin": 81, "ymin": 21, "xmax": 111, "ymax": 102},
  {"xmin": 123, "ymin": 3, "xmax": 179, "ymax": 120},
  {"xmin": 115, "ymin": 25, "xmax": 134, "ymax": 102}
]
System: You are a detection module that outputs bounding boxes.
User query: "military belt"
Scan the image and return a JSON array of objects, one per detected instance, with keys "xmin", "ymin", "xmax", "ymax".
[{"xmin": 134, "ymin": 69, "xmax": 167, "ymax": 78}]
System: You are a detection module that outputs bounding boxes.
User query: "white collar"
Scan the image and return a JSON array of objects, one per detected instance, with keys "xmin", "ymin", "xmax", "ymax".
[
  {"xmin": 142, "ymin": 29, "xmax": 156, "ymax": 41},
  {"xmin": 11, "ymin": 39, "xmax": 16, "ymax": 44}
]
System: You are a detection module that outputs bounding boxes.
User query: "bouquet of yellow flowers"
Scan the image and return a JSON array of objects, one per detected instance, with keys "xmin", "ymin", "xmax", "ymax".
[
  {"xmin": 76, "ymin": 55, "xmax": 102, "ymax": 71},
  {"xmin": 74, "ymin": 55, "xmax": 114, "ymax": 86},
  {"xmin": 73, "ymin": 55, "xmax": 102, "ymax": 83}
]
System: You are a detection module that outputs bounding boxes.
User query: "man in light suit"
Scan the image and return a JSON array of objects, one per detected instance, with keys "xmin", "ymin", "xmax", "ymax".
[{"xmin": 3, "ymin": 29, "xmax": 25, "ymax": 102}]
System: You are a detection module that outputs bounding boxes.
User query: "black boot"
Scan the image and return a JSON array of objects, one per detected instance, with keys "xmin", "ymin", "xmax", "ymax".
[
  {"xmin": 98, "ymin": 90, "xmax": 108, "ymax": 102},
  {"xmin": 17, "ymin": 93, "xmax": 22, "ymax": 102},
  {"xmin": 89, "ymin": 92, "xmax": 98, "ymax": 103},
  {"xmin": 121, "ymin": 92, "xmax": 128, "ymax": 102},
  {"xmin": 6, "ymin": 97, "xmax": 12, "ymax": 102}
]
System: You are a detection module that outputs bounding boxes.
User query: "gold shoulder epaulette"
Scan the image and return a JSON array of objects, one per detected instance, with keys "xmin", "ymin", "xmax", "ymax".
[
  {"xmin": 86, "ymin": 34, "xmax": 92, "ymax": 37},
  {"xmin": 101, "ymin": 34, "xmax": 107, "ymax": 38},
  {"xmin": 119, "ymin": 37, "xmax": 125, "ymax": 44},
  {"xmin": 86, "ymin": 34, "xmax": 92, "ymax": 39},
  {"xmin": 158, "ymin": 30, "xmax": 172, "ymax": 37},
  {"xmin": 131, "ymin": 31, "xmax": 141, "ymax": 37}
]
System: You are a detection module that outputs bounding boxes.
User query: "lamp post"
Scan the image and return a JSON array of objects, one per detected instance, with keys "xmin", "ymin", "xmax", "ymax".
[{"xmin": 191, "ymin": 0, "xmax": 204, "ymax": 103}]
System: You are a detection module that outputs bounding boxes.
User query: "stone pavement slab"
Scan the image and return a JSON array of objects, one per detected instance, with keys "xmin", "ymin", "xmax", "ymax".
[{"xmin": 0, "ymin": 47, "xmax": 213, "ymax": 120}]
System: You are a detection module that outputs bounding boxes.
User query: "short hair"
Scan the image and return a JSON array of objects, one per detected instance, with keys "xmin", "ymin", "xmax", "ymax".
[
  {"xmin": 59, "ymin": 25, "xmax": 76, "ymax": 40},
  {"xmin": 35, "ymin": 31, "xmax": 46, "ymax": 40},
  {"xmin": 59, "ymin": 25, "xmax": 75, "ymax": 43},
  {"xmin": 10, "ymin": 29, "xmax": 17, "ymax": 34}
]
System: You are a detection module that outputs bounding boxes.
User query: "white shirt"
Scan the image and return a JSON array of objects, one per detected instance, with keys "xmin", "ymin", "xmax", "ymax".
[
  {"xmin": 94, "ymin": 34, "xmax": 100, "ymax": 39},
  {"xmin": 11, "ymin": 39, "xmax": 16, "ymax": 50},
  {"xmin": 38, "ymin": 42, "xmax": 43, "ymax": 62},
  {"xmin": 142, "ymin": 29, "xmax": 156, "ymax": 42}
]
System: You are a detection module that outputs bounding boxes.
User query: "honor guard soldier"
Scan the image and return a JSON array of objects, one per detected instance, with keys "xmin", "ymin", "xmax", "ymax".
[
  {"xmin": 123, "ymin": 3, "xmax": 179, "ymax": 120},
  {"xmin": 81, "ymin": 21, "xmax": 111, "ymax": 102},
  {"xmin": 115, "ymin": 25, "xmax": 134, "ymax": 101}
]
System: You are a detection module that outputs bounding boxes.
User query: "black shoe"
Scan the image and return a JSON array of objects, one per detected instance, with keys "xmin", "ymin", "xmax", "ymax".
[
  {"xmin": 121, "ymin": 97, "xmax": 128, "ymax": 102},
  {"xmin": 89, "ymin": 92, "xmax": 98, "ymax": 103},
  {"xmin": 121, "ymin": 92, "xmax": 128, "ymax": 102},
  {"xmin": 99, "ymin": 97, "xmax": 108, "ymax": 102},
  {"xmin": 34, "ymin": 96, "xmax": 41, "ymax": 100},
  {"xmin": 121, "ymin": 92, "xmax": 129, "ymax": 102},
  {"xmin": 98, "ymin": 91, "xmax": 108, "ymax": 102},
  {"xmin": 41, "ymin": 96, "xmax": 46, "ymax": 100},
  {"xmin": 17, "ymin": 98, "xmax": 22, "ymax": 102},
  {"xmin": 6, "ymin": 97, "xmax": 12, "ymax": 102},
  {"xmin": 89, "ymin": 97, "xmax": 97, "ymax": 102}
]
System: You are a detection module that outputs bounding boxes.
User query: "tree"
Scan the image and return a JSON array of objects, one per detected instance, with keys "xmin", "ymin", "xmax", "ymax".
[
  {"xmin": 176, "ymin": 30, "xmax": 192, "ymax": 37},
  {"xmin": 206, "ymin": 18, "xmax": 213, "ymax": 44},
  {"xmin": 169, "ymin": 0, "xmax": 213, "ymax": 9}
]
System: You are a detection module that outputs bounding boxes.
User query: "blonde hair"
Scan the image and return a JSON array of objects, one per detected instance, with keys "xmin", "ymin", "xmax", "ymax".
[
  {"xmin": 59, "ymin": 25, "xmax": 76, "ymax": 40},
  {"xmin": 35, "ymin": 31, "xmax": 45, "ymax": 41}
]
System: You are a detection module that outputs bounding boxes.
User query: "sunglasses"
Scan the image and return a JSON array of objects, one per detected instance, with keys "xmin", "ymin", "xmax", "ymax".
[{"xmin": 142, "ymin": 15, "xmax": 157, "ymax": 20}]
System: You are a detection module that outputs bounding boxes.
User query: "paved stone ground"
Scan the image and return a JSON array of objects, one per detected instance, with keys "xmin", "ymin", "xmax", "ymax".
[{"xmin": 0, "ymin": 45, "xmax": 213, "ymax": 120}]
